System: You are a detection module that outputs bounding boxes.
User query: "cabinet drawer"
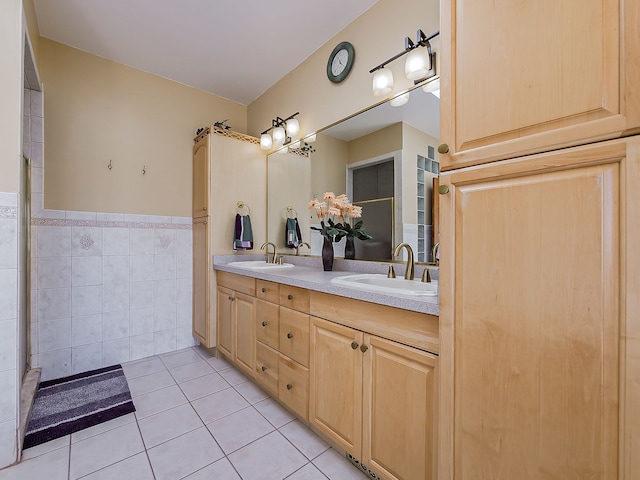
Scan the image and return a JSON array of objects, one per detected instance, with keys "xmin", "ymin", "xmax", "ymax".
[
  {"xmin": 279, "ymin": 355, "xmax": 309, "ymax": 421},
  {"xmin": 279, "ymin": 285, "xmax": 309, "ymax": 313},
  {"xmin": 217, "ymin": 271, "xmax": 256, "ymax": 296},
  {"xmin": 280, "ymin": 308, "xmax": 310, "ymax": 368},
  {"xmin": 256, "ymin": 280, "xmax": 279, "ymax": 303},
  {"xmin": 255, "ymin": 342, "xmax": 279, "ymax": 397},
  {"xmin": 256, "ymin": 299, "xmax": 279, "ymax": 349}
]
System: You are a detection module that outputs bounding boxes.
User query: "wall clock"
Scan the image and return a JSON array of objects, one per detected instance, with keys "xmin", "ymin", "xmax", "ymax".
[{"xmin": 327, "ymin": 41, "xmax": 355, "ymax": 83}]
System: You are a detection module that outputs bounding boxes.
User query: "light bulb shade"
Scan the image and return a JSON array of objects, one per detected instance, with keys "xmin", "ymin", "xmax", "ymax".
[
  {"xmin": 260, "ymin": 133, "xmax": 273, "ymax": 150},
  {"xmin": 372, "ymin": 69, "xmax": 393, "ymax": 96},
  {"xmin": 285, "ymin": 118, "xmax": 300, "ymax": 136},
  {"xmin": 423, "ymin": 78, "xmax": 440, "ymax": 98},
  {"xmin": 290, "ymin": 140, "xmax": 301, "ymax": 149},
  {"xmin": 390, "ymin": 92, "xmax": 410, "ymax": 107},
  {"xmin": 405, "ymin": 47, "xmax": 431, "ymax": 80},
  {"xmin": 272, "ymin": 126, "xmax": 286, "ymax": 145},
  {"xmin": 305, "ymin": 133, "xmax": 316, "ymax": 143}
]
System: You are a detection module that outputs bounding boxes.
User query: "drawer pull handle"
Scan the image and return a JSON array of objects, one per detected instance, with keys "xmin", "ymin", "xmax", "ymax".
[
  {"xmin": 287, "ymin": 332, "xmax": 294, "ymax": 339},
  {"xmin": 360, "ymin": 344, "xmax": 369, "ymax": 353},
  {"xmin": 228, "ymin": 296, "xmax": 233, "ymax": 301},
  {"xmin": 287, "ymin": 294, "xmax": 293, "ymax": 300},
  {"xmin": 351, "ymin": 341, "xmax": 359, "ymax": 350},
  {"xmin": 203, "ymin": 221, "xmax": 208, "ymax": 225},
  {"xmin": 286, "ymin": 383, "xmax": 293, "ymax": 390},
  {"xmin": 261, "ymin": 321, "xmax": 268, "ymax": 327},
  {"xmin": 261, "ymin": 287, "xmax": 267, "ymax": 293},
  {"xmin": 203, "ymin": 206, "xmax": 208, "ymax": 211},
  {"xmin": 261, "ymin": 365, "xmax": 267, "ymax": 372}
]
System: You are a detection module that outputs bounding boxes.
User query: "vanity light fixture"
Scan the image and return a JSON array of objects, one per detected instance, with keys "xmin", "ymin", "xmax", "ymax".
[
  {"xmin": 423, "ymin": 77, "xmax": 440, "ymax": 98},
  {"xmin": 370, "ymin": 29, "xmax": 439, "ymax": 97},
  {"xmin": 390, "ymin": 91, "xmax": 410, "ymax": 107},
  {"xmin": 260, "ymin": 112, "xmax": 301, "ymax": 150}
]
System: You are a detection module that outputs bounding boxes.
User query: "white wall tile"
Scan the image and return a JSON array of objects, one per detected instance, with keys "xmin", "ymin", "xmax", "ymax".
[
  {"xmin": 30, "ymin": 318, "xmax": 38, "ymax": 355},
  {"xmin": 0, "ymin": 218, "xmax": 17, "ymax": 269},
  {"xmin": 154, "ymin": 279, "xmax": 176, "ymax": 306},
  {"xmin": 66, "ymin": 211, "xmax": 97, "ymax": 221},
  {"xmin": 103, "ymin": 228, "xmax": 129, "ymax": 255},
  {"xmin": 31, "ymin": 193, "xmax": 44, "ymax": 216},
  {"xmin": 30, "ymin": 89, "xmax": 43, "ymax": 116},
  {"xmin": 130, "ymin": 333, "xmax": 154, "ymax": 361},
  {"xmin": 37, "ymin": 226, "xmax": 71, "ymax": 257},
  {"xmin": 30, "ymin": 116, "xmax": 43, "ymax": 143},
  {"xmin": 103, "ymin": 310, "xmax": 130, "ymax": 341},
  {"xmin": 148, "ymin": 215, "xmax": 173, "ymax": 224},
  {"xmin": 0, "ymin": 270, "xmax": 17, "ymax": 321},
  {"xmin": 130, "ymin": 255, "xmax": 154, "ymax": 282},
  {"xmin": 154, "ymin": 229, "xmax": 176, "ymax": 254},
  {"xmin": 72, "ymin": 343, "xmax": 103, "ymax": 374},
  {"xmin": 0, "ymin": 319, "xmax": 17, "ymax": 371},
  {"xmin": 130, "ymin": 307, "xmax": 155, "ymax": 336},
  {"xmin": 154, "ymin": 254, "xmax": 176, "ymax": 280},
  {"xmin": 96, "ymin": 212, "xmax": 124, "ymax": 222},
  {"xmin": 176, "ymin": 327, "xmax": 197, "ymax": 349},
  {"xmin": 23, "ymin": 88, "xmax": 31, "ymax": 116},
  {"xmin": 176, "ymin": 229, "xmax": 192, "ymax": 254},
  {"xmin": 72, "ymin": 285, "xmax": 102, "ymax": 316},
  {"xmin": 177, "ymin": 278, "xmax": 192, "ymax": 304},
  {"xmin": 154, "ymin": 303, "xmax": 176, "ymax": 332},
  {"xmin": 0, "ymin": 193, "xmax": 17, "ymax": 207},
  {"xmin": 130, "ymin": 281, "xmax": 154, "ymax": 309},
  {"xmin": 0, "ymin": 370, "xmax": 16, "ymax": 422},
  {"xmin": 154, "ymin": 330, "xmax": 177, "ymax": 355},
  {"xmin": 177, "ymin": 302, "xmax": 192, "ymax": 328},
  {"xmin": 40, "ymin": 348, "xmax": 71, "ymax": 381},
  {"xmin": 125, "ymin": 214, "xmax": 150, "ymax": 224},
  {"xmin": 30, "ymin": 257, "xmax": 38, "ymax": 290},
  {"xmin": 0, "ymin": 419, "xmax": 17, "ymax": 467},
  {"xmin": 36, "ymin": 209, "xmax": 66, "ymax": 219},
  {"xmin": 71, "ymin": 314, "xmax": 103, "ymax": 347},
  {"xmin": 171, "ymin": 217, "xmax": 191, "ymax": 225},
  {"xmin": 39, "ymin": 318, "xmax": 72, "ymax": 352},
  {"xmin": 72, "ymin": 256, "xmax": 102, "ymax": 286},
  {"xmin": 177, "ymin": 253, "xmax": 193, "ymax": 279},
  {"xmin": 130, "ymin": 229, "xmax": 155, "ymax": 255},
  {"xmin": 103, "ymin": 283, "xmax": 129, "ymax": 313},
  {"xmin": 37, "ymin": 256, "xmax": 71, "ymax": 289},
  {"xmin": 71, "ymin": 227, "xmax": 102, "ymax": 256},
  {"xmin": 103, "ymin": 256, "xmax": 129, "ymax": 284},
  {"xmin": 23, "ymin": 116, "xmax": 30, "ymax": 144},
  {"xmin": 37, "ymin": 287, "xmax": 71, "ymax": 321},
  {"xmin": 103, "ymin": 338, "xmax": 130, "ymax": 366},
  {"xmin": 30, "ymin": 142, "xmax": 43, "ymax": 168},
  {"xmin": 30, "ymin": 167, "xmax": 44, "ymax": 194}
]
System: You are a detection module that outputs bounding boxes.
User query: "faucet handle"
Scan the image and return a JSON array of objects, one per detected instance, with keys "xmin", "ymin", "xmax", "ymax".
[
  {"xmin": 387, "ymin": 265, "xmax": 396, "ymax": 278},
  {"xmin": 421, "ymin": 269, "xmax": 431, "ymax": 283}
]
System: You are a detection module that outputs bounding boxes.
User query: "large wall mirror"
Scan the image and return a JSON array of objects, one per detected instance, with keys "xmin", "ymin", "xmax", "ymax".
[{"xmin": 267, "ymin": 79, "xmax": 440, "ymax": 263}]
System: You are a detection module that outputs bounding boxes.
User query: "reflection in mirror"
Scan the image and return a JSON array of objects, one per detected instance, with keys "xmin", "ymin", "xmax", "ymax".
[{"xmin": 267, "ymin": 79, "xmax": 440, "ymax": 263}]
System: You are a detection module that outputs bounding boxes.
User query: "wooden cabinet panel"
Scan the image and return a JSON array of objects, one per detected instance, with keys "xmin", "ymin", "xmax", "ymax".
[
  {"xmin": 440, "ymin": 0, "xmax": 640, "ymax": 170},
  {"xmin": 192, "ymin": 217, "xmax": 210, "ymax": 346},
  {"xmin": 279, "ymin": 285, "xmax": 309, "ymax": 313},
  {"xmin": 310, "ymin": 316, "xmax": 363, "ymax": 458},
  {"xmin": 256, "ymin": 279, "xmax": 279, "ymax": 303},
  {"xmin": 255, "ymin": 342, "xmax": 279, "ymax": 397},
  {"xmin": 256, "ymin": 299, "xmax": 279, "ymax": 349},
  {"xmin": 234, "ymin": 292, "xmax": 255, "ymax": 379},
  {"xmin": 217, "ymin": 271, "xmax": 255, "ymax": 296},
  {"xmin": 216, "ymin": 287, "xmax": 233, "ymax": 359},
  {"xmin": 192, "ymin": 134, "xmax": 210, "ymax": 218},
  {"xmin": 363, "ymin": 334, "xmax": 437, "ymax": 480},
  {"xmin": 279, "ymin": 308, "xmax": 310, "ymax": 368},
  {"xmin": 278, "ymin": 355, "xmax": 309, "ymax": 421},
  {"xmin": 439, "ymin": 140, "xmax": 624, "ymax": 480}
]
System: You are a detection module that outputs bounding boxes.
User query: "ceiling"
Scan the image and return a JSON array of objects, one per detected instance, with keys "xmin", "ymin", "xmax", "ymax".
[{"xmin": 33, "ymin": 0, "xmax": 379, "ymax": 105}]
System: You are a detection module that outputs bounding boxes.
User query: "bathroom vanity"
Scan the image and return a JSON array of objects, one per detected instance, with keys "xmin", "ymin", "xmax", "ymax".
[{"xmin": 213, "ymin": 260, "xmax": 439, "ymax": 480}]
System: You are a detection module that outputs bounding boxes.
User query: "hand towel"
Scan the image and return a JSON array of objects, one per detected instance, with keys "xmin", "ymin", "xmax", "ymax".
[
  {"xmin": 233, "ymin": 214, "xmax": 254, "ymax": 250},
  {"xmin": 285, "ymin": 217, "xmax": 303, "ymax": 248}
]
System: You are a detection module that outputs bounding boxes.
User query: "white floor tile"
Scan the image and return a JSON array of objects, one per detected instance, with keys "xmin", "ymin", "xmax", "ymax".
[
  {"xmin": 234, "ymin": 380, "xmax": 270, "ymax": 404},
  {"xmin": 254, "ymin": 397, "xmax": 295, "ymax": 428},
  {"xmin": 0, "ymin": 445, "xmax": 69, "ymax": 480},
  {"xmin": 79, "ymin": 452, "xmax": 154, "ymax": 480},
  {"xmin": 160, "ymin": 348, "xmax": 203, "ymax": 370},
  {"xmin": 228, "ymin": 431, "xmax": 307, "ymax": 480},
  {"xmin": 191, "ymin": 388, "xmax": 250, "ymax": 424},
  {"xmin": 138, "ymin": 403, "xmax": 203, "ymax": 448},
  {"xmin": 183, "ymin": 457, "xmax": 241, "ymax": 479},
  {"xmin": 132, "ymin": 384, "xmax": 188, "ymax": 419},
  {"xmin": 280, "ymin": 420, "xmax": 330, "ymax": 460},
  {"xmin": 218, "ymin": 366, "xmax": 250, "ymax": 386},
  {"xmin": 21, "ymin": 434, "xmax": 69, "ymax": 460},
  {"xmin": 147, "ymin": 427, "xmax": 224, "ymax": 480},
  {"xmin": 312, "ymin": 449, "xmax": 365, "ymax": 480},
  {"xmin": 286, "ymin": 463, "xmax": 330, "ymax": 480},
  {"xmin": 71, "ymin": 412, "xmax": 136, "ymax": 444},
  {"xmin": 169, "ymin": 359, "xmax": 214, "ymax": 383},
  {"xmin": 122, "ymin": 357, "xmax": 166, "ymax": 379},
  {"xmin": 69, "ymin": 421, "xmax": 144, "ymax": 479},
  {"xmin": 178, "ymin": 372, "xmax": 230, "ymax": 401},
  {"xmin": 205, "ymin": 355, "xmax": 233, "ymax": 372},
  {"xmin": 207, "ymin": 406, "xmax": 274, "ymax": 454},
  {"xmin": 127, "ymin": 370, "xmax": 175, "ymax": 397},
  {"xmin": 192, "ymin": 346, "xmax": 216, "ymax": 360}
]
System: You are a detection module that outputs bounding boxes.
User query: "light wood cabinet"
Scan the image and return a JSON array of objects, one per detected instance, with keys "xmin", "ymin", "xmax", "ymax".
[
  {"xmin": 192, "ymin": 217, "xmax": 210, "ymax": 345},
  {"xmin": 438, "ymin": 137, "xmax": 640, "ymax": 480},
  {"xmin": 440, "ymin": 0, "xmax": 640, "ymax": 170},
  {"xmin": 192, "ymin": 133, "xmax": 209, "ymax": 218}
]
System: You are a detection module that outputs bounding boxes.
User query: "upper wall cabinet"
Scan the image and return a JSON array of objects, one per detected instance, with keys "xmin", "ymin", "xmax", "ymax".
[
  {"xmin": 192, "ymin": 133, "xmax": 210, "ymax": 218},
  {"xmin": 439, "ymin": 0, "xmax": 640, "ymax": 170}
]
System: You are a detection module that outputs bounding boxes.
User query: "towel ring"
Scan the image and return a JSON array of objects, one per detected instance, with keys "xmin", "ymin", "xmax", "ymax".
[
  {"xmin": 286, "ymin": 206, "xmax": 298, "ymax": 218},
  {"xmin": 236, "ymin": 201, "xmax": 250, "ymax": 214}
]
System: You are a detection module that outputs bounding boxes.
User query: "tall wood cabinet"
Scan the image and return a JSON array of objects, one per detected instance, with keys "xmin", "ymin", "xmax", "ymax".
[
  {"xmin": 439, "ymin": 3, "xmax": 640, "ymax": 479},
  {"xmin": 191, "ymin": 128, "xmax": 266, "ymax": 347}
]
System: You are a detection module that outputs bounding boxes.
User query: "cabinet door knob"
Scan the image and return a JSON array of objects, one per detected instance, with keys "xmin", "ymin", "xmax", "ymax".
[
  {"xmin": 438, "ymin": 185, "xmax": 450, "ymax": 195},
  {"xmin": 438, "ymin": 143, "xmax": 450, "ymax": 154},
  {"xmin": 261, "ymin": 365, "xmax": 267, "ymax": 371},
  {"xmin": 286, "ymin": 383, "xmax": 293, "ymax": 390},
  {"xmin": 203, "ymin": 206, "xmax": 207, "ymax": 211},
  {"xmin": 261, "ymin": 287, "xmax": 267, "ymax": 293},
  {"xmin": 287, "ymin": 294, "xmax": 293, "ymax": 300},
  {"xmin": 261, "ymin": 321, "xmax": 268, "ymax": 327},
  {"xmin": 351, "ymin": 341, "xmax": 359, "ymax": 350},
  {"xmin": 360, "ymin": 344, "xmax": 369, "ymax": 353},
  {"xmin": 203, "ymin": 221, "xmax": 208, "ymax": 225},
  {"xmin": 228, "ymin": 296, "xmax": 233, "ymax": 301},
  {"xmin": 287, "ymin": 332, "xmax": 294, "ymax": 339}
]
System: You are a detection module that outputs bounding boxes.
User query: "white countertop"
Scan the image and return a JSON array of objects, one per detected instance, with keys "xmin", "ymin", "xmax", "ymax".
[{"xmin": 212, "ymin": 254, "xmax": 439, "ymax": 316}]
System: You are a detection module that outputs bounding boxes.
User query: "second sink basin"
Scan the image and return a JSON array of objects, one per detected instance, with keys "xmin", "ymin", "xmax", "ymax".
[
  {"xmin": 227, "ymin": 260, "xmax": 295, "ymax": 270},
  {"xmin": 331, "ymin": 273, "xmax": 438, "ymax": 297}
]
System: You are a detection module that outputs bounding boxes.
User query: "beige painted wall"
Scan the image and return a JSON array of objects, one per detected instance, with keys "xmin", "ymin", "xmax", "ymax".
[
  {"xmin": 247, "ymin": 0, "xmax": 439, "ymax": 141},
  {"xmin": 348, "ymin": 123, "xmax": 403, "ymax": 164},
  {"xmin": 0, "ymin": 0, "xmax": 23, "ymax": 194},
  {"xmin": 311, "ymin": 134, "xmax": 349, "ymax": 198},
  {"xmin": 22, "ymin": 0, "xmax": 40, "ymax": 66},
  {"xmin": 402, "ymin": 122, "xmax": 439, "ymax": 224},
  {"xmin": 39, "ymin": 39, "xmax": 248, "ymax": 216}
]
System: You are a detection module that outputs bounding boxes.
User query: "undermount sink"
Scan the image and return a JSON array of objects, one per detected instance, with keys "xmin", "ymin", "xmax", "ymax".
[
  {"xmin": 226, "ymin": 260, "xmax": 295, "ymax": 270},
  {"xmin": 331, "ymin": 273, "xmax": 438, "ymax": 297}
]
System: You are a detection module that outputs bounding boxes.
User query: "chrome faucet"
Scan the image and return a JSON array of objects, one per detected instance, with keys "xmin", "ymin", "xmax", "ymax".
[
  {"xmin": 392, "ymin": 243, "xmax": 414, "ymax": 280},
  {"xmin": 260, "ymin": 242, "xmax": 278, "ymax": 264},
  {"xmin": 296, "ymin": 242, "xmax": 311, "ymax": 256},
  {"xmin": 431, "ymin": 242, "xmax": 440, "ymax": 265}
]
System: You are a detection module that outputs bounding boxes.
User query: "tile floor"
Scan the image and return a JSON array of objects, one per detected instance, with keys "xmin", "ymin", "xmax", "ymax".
[{"xmin": 0, "ymin": 346, "xmax": 366, "ymax": 480}]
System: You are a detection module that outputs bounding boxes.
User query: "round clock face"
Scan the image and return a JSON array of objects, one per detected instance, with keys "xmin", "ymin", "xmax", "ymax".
[{"xmin": 327, "ymin": 42, "xmax": 355, "ymax": 83}]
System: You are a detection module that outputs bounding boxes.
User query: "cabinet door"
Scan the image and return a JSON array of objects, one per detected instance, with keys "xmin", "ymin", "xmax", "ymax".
[
  {"xmin": 234, "ymin": 292, "xmax": 255, "ymax": 379},
  {"xmin": 216, "ymin": 287, "xmax": 234, "ymax": 359},
  {"xmin": 362, "ymin": 334, "xmax": 437, "ymax": 480},
  {"xmin": 192, "ymin": 134, "xmax": 210, "ymax": 218},
  {"xmin": 309, "ymin": 316, "xmax": 363, "ymax": 458},
  {"xmin": 439, "ymin": 140, "xmax": 624, "ymax": 480},
  {"xmin": 440, "ymin": 0, "xmax": 640, "ymax": 170},
  {"xmin": 256, "ymin": 299, "xmax": 279, "ymax": 349},
  {"xmin": 279, "ymin": 308, "xmax": 310, "ymax": 367},
  {"xmin": 278, "ymin": 354, "xmax": 309, "ymax": 421},
  {"xmin": 192, "ymin": 217, "xmax": 210, "ymax": 346}
]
